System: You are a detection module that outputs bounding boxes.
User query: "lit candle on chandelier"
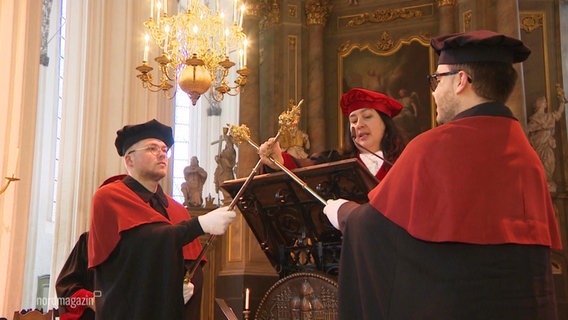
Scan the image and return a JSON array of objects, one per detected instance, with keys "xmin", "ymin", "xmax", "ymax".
[
  {"xmin": 233, "ymin": 0, "xmax": 238, "ymax": 24},
  {"xmin": 143, "ymin": 33, "xmax": 149, "ymax": 62},
  {"xmin": 244, "ymin": 288, "xmax": 250, "ymax": 310},
  {"xmin": 163, "ymin": 0, "xmax": 167, "ymax": 15},
  {"xmin": 150, "ymin": 0, "xmax": 154, "ymax": 19},
  {"xmin": 156, "ymin": 1, "xmax": 162, "ymax": 26},
  {"xmin": 243, "ymin": 37, "xmax": 248, "ymax": 67},
  {"xmin": 164, "ymin": 25, "xmax": 170, "ymax": 50},
  {"xmin": 238, "ymin": 4, "xmax": 245, "ymax": 28}
]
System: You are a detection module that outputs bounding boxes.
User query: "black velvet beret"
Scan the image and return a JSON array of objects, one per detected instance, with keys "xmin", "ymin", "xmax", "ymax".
[
  {"xmin": 431, "ymin": 30, "xmax": 531, "ymax": 64},
  {"xmin": 114, "ymin": 119, "xmax": 174, "ymax": 156}
]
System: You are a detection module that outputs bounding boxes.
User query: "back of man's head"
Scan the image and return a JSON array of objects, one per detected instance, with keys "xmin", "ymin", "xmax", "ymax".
[{"xmin": 431, "ymin": 30, "xmax": 530, "ymax": 103}]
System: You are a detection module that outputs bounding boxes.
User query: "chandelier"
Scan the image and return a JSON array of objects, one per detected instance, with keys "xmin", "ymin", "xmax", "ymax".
[{"xmin": 136, "ymin": 0, "xmax": 250, "ymax": 105}]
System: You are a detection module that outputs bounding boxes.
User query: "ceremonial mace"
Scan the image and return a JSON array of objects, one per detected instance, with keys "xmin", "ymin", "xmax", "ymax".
[{"xmin": 184, "ymin": 100, "xmax": 307, "ymax": 282}]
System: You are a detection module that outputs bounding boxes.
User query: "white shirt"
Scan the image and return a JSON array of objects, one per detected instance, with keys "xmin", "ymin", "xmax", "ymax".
[{"xmin": 359, "ymin": 150, "xmax": 385, "ymax": 176}]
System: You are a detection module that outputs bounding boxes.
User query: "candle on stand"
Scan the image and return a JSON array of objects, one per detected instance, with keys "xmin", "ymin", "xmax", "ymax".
[
  {"xmin": 245, "ymin": 288, "xmax": 250, "ymax": 310},
  {"xmin": 164, "ymin": 0, "xmax": 167, "ymax": 15},
  {"xmin": 150, "ymin": 0, "xmax": 154, "ymax": 19}
]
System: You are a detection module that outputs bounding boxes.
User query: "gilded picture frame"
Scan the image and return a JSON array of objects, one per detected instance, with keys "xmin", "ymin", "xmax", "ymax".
[{"xmin": 338, "ymin": 35, "xmax": 434, "ymax": 148}]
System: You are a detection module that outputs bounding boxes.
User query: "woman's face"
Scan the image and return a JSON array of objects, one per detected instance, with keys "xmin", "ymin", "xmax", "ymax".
[{"xmin": 349, "ymin": 108, "xmax": 386, "ymax": 153}]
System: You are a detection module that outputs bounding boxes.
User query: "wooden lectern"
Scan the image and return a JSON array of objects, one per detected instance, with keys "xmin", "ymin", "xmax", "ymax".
[{"xmin": 221, "ymin": 159, "xmax": 378, "ymax": 319}]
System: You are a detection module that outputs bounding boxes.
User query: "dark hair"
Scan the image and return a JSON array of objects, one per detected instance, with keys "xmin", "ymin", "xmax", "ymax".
[
  {"xmin": 450, "ymin": 62, "xmax": 517, "ymax": 104},
  {"xmin": 342, "ymin": 110, "xmax": 406, "ymax": 164}
]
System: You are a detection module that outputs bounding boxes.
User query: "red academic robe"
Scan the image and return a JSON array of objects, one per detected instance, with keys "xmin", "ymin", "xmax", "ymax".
[
  {"xmin": 336, "ymin": 103, "xmax": 561, "ymax": 320},
  {"xmin": 88, "ymin": 180, "xmax": 204, "ymax": 320}
]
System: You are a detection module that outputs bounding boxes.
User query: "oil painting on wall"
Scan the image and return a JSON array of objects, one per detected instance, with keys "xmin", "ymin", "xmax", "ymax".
[{"xmin": 340, "ymin": 39, "xmax": 433, "ymax": 143}]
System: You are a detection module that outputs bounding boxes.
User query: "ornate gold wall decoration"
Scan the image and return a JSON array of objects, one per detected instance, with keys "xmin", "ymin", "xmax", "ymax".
[
  {"xmin": 305, "ymin": 0, "xmax": 332, "ymax": 26},
  {"xmin": 375, "ymin": 31, "xmax": 395, "ymax": 51},
  {"xmin": 463, "ymin": 10, "xmax": 472, "ymax": 32},
  {"xmin": 520, "ymin": 13, "xmax": 544, "ymax": 33},
  {"xmin": 288, "ymin": 4, "xmax": 297, "ymax": 18},
  {"xmin": 259, "ymin": 0, "xmax": 280, "ymax": 30},
  {"xmin": 437, "ymin": 0, "xmax": 456, "ymax": 7},
  {"xmin": 337, "ymin": 32, "xmax": 430, "ymax": 55},
  {"xmin": 339, "ymin": 4, "xmax": 433, "ymax": 29}
]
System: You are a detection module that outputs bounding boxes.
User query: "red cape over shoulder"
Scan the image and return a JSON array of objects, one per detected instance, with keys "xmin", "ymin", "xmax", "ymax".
[
  {"xmin": 88, "ymin": 181, "xmax": 203, "ymax": 268},
  {"xmin": 369, "ymin": 116, "xmax": 561, "ymax": 249}
]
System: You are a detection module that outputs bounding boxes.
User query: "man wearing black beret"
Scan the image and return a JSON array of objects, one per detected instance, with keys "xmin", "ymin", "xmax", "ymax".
[
  {"xmin": 323, "ymin": 30, "xmax": 561, "ymax": 319},
  {"xmin": 88, "ymin": 119, "xmax": 236, "ymax": 320}
]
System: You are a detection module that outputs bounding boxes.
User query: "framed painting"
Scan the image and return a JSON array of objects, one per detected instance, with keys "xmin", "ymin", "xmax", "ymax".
[{"xmin": 338, "ymin": 34, "xmax": 434, "ymax": 147}]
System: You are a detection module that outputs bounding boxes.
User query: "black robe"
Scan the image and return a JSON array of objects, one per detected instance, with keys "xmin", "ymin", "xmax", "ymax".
[
  {"xmin": 337, "ymin": 202, "xmax": 557, "ymax": 320},
  {"xmin": 55, "ymin": 232, "xmax": 95, "ymax": 320}
]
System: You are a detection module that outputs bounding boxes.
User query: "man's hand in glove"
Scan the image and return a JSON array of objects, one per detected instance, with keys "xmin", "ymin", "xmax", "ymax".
[
  {"xmin": 323, "ymin": 199, "xmax": 349, "ymax": 230},
  {"xmin": 198, "ymin": 206, "xmax": 237, "ymax": 235}
]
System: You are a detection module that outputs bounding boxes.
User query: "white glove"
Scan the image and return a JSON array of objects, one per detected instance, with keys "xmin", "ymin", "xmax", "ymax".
[
  {"xmin": 323, "ymin": 199, "xmax": 349, "ymax": 230},
  {"xmin": 183, "ymin": 281, "xmax": 195, "ymax": 304},
  {"xmin": 198, "ymin": 206, "xmax": 237, "ymax": 235}
]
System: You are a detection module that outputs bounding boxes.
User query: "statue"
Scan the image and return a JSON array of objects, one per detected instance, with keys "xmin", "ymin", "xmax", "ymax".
[
  {"xmin": 527, "ymin": 93, "xmax": 566, "ymax": 192},
  {"xmin": 279, "ymin": 100, "xmax": 310, "ymax": 159},
  {"xmin": 181, "ymin": 156, "xmax": 208, "ymax": 207},
  {"xmin": 214, "ymin": 130, "xmax": 236, "ymax": 204}
]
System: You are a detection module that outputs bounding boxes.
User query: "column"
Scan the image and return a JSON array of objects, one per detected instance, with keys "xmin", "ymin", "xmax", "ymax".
[
  {"xmin": 437, "ymin": 0, "xmax": 456, "ymax": 36},
  {"xmin": 305, "ymin": 0, "xmax": 331, "ymax": 153},
  {"xmin": 238, "ymin": 4, "xmax": 261, "ymax": 178},
  {"xmin": 497, "ymin": 0, "xmax": 527, "ymax": 126}
]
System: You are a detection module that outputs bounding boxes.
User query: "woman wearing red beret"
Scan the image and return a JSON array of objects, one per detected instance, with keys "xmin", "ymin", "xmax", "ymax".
[{"xmin": 259, "ymin": 88, "xmax": 406, "ymax": 182}]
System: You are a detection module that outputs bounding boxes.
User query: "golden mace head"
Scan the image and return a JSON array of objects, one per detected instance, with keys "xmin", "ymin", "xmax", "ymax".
[
  {"xmin": 278, "ymin": 99, "xmax": 304, "ymax": 135},
  {"xmin": 227, "ymin": 124, "xmax": 252, "ymax": 144}
]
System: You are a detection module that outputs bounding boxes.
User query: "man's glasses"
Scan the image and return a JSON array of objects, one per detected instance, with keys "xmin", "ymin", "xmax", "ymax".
[
  {"xmin": 127, "ymin": 144, "xmax": 171, "ymax": 158},
  {"xmin": 426, "ymin": 70, "xmax": 460, "ymax": 91}
]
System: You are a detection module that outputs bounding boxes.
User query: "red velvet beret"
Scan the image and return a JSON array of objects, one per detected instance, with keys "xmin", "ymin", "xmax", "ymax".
[
  {"xmin": 340, "ymin": 88, "xmax": 402, "ymax": 118},
  {"xmin": 431, "ymin": 30, "xmax": 530, "ymax": 64},
  {"xmin": 114, "ymin": 119, "xmax": 174, "ymax": 156}
]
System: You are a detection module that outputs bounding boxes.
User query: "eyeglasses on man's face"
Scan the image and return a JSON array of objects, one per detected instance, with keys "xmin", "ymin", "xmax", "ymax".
[
  {"xmin": 127, "ymin": 144, "xmax": 171, "ymax": 158},
  {"xmin": 426, "ymin": 70, "xmax": 460, "ymax": 91}
]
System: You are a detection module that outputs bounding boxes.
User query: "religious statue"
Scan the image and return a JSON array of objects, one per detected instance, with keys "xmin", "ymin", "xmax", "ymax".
[
  {"xmin": 279, "ymin": 100, "xmax": 311, "ymax": 159},
  {"xmin": 527, "ymin": 93, "xmax": 566, "ymax": 192},
  {"xmin": 181, "ymin": 156, "xmax": 208, "ymax": 207},
  {"xmin": 213, "ymin": 130, "xmax": 237, "ymax": 204}
]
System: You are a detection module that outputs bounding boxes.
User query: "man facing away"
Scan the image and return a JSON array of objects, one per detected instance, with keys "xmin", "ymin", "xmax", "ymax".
[
  {"xmin": 323, "ymin": 30, "xmax": 562, "ymax": 320},
  {"xmin": 88, "ymin": 119, "xmax": 236, "ymax": 320}
]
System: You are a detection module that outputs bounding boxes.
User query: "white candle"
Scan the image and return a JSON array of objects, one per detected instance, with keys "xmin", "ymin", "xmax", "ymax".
[
  {"xmin": 233, "ymin": 0, "xmax": 238, "ymax": 24},
  {"xmin": 164, "ymin": 0, "xmax": 167, "ymax": 15},
  {"xmin": 144, "ymin": 34, "xmax": 149, "ymax": 62},
  {"xmin": 150, "ymin": 0, "xmax": 154, "ymax": 19},
  {"xmin": 245, "ymin": 288, "xmax": 250, "ymax": 310},
  {"xmin": 243, "ymin": 38, "xmax": 248, "ymax": 66},
  {"xmin": 238, "ymin": 4, "xmax": 245, "ymax": 28},
  {"xmin": 157, "ymin": 1, "xmax": 161, "ymax": 26},
  {"xmin": 164, "ymin": 25, "xmax": 170, "ymax": 50}
]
